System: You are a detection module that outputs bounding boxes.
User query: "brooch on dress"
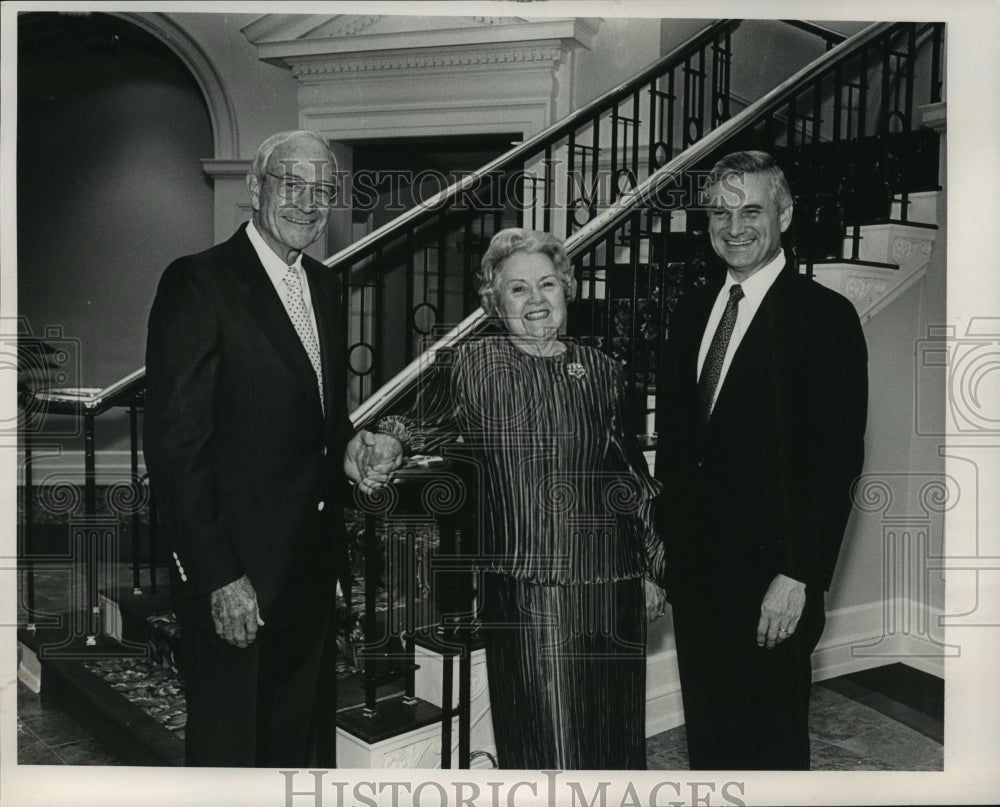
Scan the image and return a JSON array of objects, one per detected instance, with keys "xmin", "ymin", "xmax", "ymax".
[{"xmin": 566, "ymin": 362, "xmax": 586, "ymax": 379}]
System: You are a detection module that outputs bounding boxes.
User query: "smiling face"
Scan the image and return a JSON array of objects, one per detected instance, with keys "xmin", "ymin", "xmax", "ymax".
[
  {"xmin": 707, "ymin": 171, "xmax": 792, "ymax": 281},
  {"xmin": 495, "ymin": 251, "xmax": 568, "ymax": 347},
  {"xmin": 247, "ymin": 135, "xmax": 336, "ymax": 264}
]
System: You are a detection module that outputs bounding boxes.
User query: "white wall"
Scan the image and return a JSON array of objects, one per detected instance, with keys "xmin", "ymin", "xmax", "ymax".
[{"xmin": 164, "ymin": 12, "xmax": 299, "ymax": 159}]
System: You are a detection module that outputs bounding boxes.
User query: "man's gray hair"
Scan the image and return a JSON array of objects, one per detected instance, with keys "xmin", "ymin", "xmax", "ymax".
[
  {"xmin": 707, "ymin": 150, "xmax": 793, "ymax": 211},
  {"xmin": 249, "ymin": 130, "xmax": 337, "ymax": 177}
]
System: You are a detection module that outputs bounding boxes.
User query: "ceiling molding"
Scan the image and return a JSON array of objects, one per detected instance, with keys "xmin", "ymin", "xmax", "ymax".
[
  {"xmin": 290, "ymin": 43, "xmax": 567, "ymax": 78},
  {"xmin": 242, "ymin": 14, "xmax": 601, "ymax": 69}
]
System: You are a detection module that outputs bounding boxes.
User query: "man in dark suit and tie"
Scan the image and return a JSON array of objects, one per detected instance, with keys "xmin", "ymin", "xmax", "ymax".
[
  {"xmin": 144, "ymin": 130, "xmax": 402, "ymax": 767},
  {"xmin": 655, "ymin": 150, "xmax": 868, "ymax": 770}
]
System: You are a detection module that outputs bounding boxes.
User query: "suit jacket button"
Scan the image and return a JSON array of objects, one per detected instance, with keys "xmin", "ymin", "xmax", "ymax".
[{"xmin": 318, "ymin": 501, "xmax": 325, "ymax": 512}]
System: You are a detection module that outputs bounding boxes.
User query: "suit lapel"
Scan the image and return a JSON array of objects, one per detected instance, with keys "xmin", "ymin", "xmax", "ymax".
[{"xmin": 231, "ymin": 228, "xmax": 325, "ymax": 415}]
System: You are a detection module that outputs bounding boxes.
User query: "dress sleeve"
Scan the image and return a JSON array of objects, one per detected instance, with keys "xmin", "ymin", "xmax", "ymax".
[
  {"xmin": 374, "ymin": 346, "xmax": 462, "ymax": 454},
  {"xmin": 607, "ymin": 363, "xmax": 667, "ymax": 587}
]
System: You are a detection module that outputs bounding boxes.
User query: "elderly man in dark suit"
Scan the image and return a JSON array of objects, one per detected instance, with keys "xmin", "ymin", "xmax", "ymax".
[
  {"xmin": 655, "ymin": 150, "xmax": 868, "ymax": 770},
  {"xmin": 144, "ymin": 130, "xmax": 402, "ymax": 767}
]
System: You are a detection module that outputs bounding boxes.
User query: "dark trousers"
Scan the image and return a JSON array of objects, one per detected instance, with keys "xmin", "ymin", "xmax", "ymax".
[
  {"xmin": 179, "ymin": 614, "xmax": 336, "ymax": 767},
  {"xmin": 671, "ymin": 586, "xmax": 825, "ymax": 770}
]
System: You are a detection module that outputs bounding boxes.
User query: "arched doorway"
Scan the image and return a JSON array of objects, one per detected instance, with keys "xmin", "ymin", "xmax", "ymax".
[{"xmin": 17, "ymin": 11, "xmax": 215, "ymax": 453}]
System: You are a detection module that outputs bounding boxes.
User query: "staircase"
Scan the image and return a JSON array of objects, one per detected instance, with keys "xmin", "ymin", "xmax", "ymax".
[{"xmin": 18, "ymin": 18, "xmax": 945, "ymax": 769}]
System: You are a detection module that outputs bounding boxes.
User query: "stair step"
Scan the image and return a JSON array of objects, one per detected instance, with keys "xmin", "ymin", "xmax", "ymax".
[
  {"xmin": 806, "ymin": 257, "xmax": 899, "ymax": 270},
  {"xmin": 18, "ymin": 625, "xmax": 185, "ymax": 766},
  {"xmin": 337, "ymin": 693, "xmax": 444, "ymax": 744}
]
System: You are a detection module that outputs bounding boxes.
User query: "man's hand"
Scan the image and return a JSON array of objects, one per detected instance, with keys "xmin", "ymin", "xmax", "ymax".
[
  {"xmin": 344, "ymin": 430, "xmax": 404, "ymax": 495},
  {"xmin": 210, "ymin": 574, "xmax": 264, "ymax": 648},
  {"xmin": 644, "ymin": 577, "xmax": 667, "ymax": 622},
  {"xmin": 756, "ymin": 573, "xmax": 806, "ymax": 649}
]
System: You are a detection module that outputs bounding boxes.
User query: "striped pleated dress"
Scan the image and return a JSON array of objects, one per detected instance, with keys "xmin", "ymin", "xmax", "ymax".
[{"xmin": 409, "ymin": 335, "xmax": 664, "ymax": 770}]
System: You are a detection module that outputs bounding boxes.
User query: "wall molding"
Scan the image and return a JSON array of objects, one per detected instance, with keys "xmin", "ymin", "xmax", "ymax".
[
  {"xmin": 290, "ymin": 44, "xmax": 568, "ymax": 77},
  {"xmin": 113, "ymin": 12, "xmax": 239, "ymax": 159},
  {"xmin": 241, "ymin": 14, "xmax": 601, "ymax": 145}
]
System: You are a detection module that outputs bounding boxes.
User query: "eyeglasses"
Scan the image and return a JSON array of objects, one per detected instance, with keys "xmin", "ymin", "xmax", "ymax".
[{"xmin": 264, "ymin": 172, "xmax": 338, "ymax": 207}]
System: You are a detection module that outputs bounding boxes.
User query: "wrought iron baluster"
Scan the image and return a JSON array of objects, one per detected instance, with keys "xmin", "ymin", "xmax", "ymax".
[
  {"xmin": 787, "ymin": 97, "xmax": 797, "ymax": 150},
  {"xmin": 462, "ymin": 219, "xmax": 474, "ymax": 313},
  {"xmin": 812, "ymin": 79, "xmax": 822, "ymax": 145},
  {"xmin": 374, "ymin": 246, "xmax": 385, "ymax": 388},
  {"xmin": 858, "ymin": 46, "xmax": 869, "ymax": 139},
  {"xmin": 833, "ymin": 63, "xmax": 844, "ymax": 143},
  {"xmin": 543, "ymin": 144, "xmax": 553, "ymax": 232},
  {"xmin": 930, "ymin": 23, "xmax": 943, "ymax": 104},
  {"xmin": 610, "ymin": 101, "xmax": 620, "ymax": 204},
  {"xmin": 436, "ymin": 215, "xmax": 446, "ymax": 338},
  {"xmin": 129, "ymin": 403, "xmax": 141, "ymax": 595},
  {"xmin": 682, "ymin": 56, "xmax": 693, "ymax": 149},
  {"xmin": 23, "ymin": 430, "xmax": 35, "ymax": 630},
  {"xmin": 567, "ymin": 129, "xmax": 577, "ymax": 239},
  {"xmin": 405, "ymin": 231, "xmax": 415, "ymax": 359},
  {"xmin": 696, "ymin": 46, "xmax": 707, "ymax": 144},
  {"xmin": 631, "ymin": 90, "xmax": 641, "ymax": 193},
  {"xmin": 591, "ymin": 113, "xmax": 601, "ymax": 224}
]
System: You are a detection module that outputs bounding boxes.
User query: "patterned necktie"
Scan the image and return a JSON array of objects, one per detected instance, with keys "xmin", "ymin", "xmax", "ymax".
[
  {"xmin": 697, "ymin": 283, "xmax": 744, "ymax": 424},
  {"xmin": 283, "ymin": 266, "xmax": 325, "ymax": 411}
]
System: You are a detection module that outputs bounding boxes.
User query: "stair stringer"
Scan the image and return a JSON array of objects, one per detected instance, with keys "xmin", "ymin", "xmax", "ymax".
[{"xmin": 811, "ymin": 218, "xmax": 938, "ymax": 322}]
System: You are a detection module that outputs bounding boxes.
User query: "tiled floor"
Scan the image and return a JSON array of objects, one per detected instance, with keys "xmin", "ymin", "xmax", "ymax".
[
  {"xmin": 18, "ymin": 668, "xmax": 942, "ymax": 769},
  {"xmin": 17, "ymin": 681, "xmax": 121, "ymax": 766},
  {"xmin": 645, "ymin": 682, "xmax": 943, "ymax": 771}
]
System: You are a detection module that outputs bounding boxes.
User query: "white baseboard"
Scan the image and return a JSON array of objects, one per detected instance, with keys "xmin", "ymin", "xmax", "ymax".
[
  {"xmin": 645, "ymin": 647, "xmax": 684, "ymax": 736},
  {"xmin": 17, "ymin": 641, "xmax": 42, "ymax": 693},
  {"xmin": 17, "ymin": 450, "xmax": 146, "ymax": 486}
]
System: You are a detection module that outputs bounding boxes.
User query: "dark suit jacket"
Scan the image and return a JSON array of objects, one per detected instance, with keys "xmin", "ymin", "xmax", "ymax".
[
  {"xmin": 655, "ymin": 254, "xmax": 868, "ymax": 602},
  {"xmin": 144, "ymin": 224, "xmax": 354, "ymax": 629}
]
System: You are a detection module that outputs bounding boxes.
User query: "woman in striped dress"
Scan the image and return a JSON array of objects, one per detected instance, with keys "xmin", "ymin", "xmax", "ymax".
[{"xmin": 379, "ymin": 228, "xmax": 666, "ymax": 769}]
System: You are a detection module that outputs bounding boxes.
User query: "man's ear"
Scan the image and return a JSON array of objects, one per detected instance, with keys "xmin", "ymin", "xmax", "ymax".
[
  {"xmin": 779, "ymin": 202, "xmax": 793, "ymax": 233},
  {"xmin": 246, "ymin": 173, "xmax": 261, "ymax": 212}
]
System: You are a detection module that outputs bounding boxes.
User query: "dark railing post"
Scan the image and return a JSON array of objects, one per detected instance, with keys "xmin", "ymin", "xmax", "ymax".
[
  {"xmin": 148, "ymin": 487, "xmax": 159, "ymax": 596},
  {"xmin": 83, "ymin": 410, "xmax": 98, "ymax": 641},
  {"xmin": 23, "ymin": 426, "xmax": 35, "ymax": 631},
  {"xmin": 930, "ymin": 23, "xmax": 943, "ymax": 103},
  {"xmin": 403, "ymin": 528, "xmax": 417, "ymax": 705},
  {"xmin": 129, "ymin": 403, "xmax": 141, "ymax": 596},
  {"xmin": 362, "ymin": 511, "xmax": 379, "ymax": 718}
]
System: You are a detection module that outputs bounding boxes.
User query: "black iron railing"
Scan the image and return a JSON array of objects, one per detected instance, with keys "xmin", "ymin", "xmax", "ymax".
[
  {"xmin": 352, "ymin": 20, "xmax": 945, "ymax": 436},
  {"xmin": 569, "ymin": 20, "xmax": 944, "ymax": 429},
  {"xmin": 332, "ymin": 20, "xmax": 750, "ymax": 410}
]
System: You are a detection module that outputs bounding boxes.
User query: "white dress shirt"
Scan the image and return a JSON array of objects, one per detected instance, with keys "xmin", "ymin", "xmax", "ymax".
[
  {"xmin": 245, "ymin": 220, "xmax": 320, "ymax": 343},
  {"xmin": 696, "ymin": 250, "xmax": 786, "ymax": 412}
]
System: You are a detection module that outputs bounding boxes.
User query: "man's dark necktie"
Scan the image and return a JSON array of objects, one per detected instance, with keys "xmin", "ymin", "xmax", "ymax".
[{"xmin": 697, "ymin": 283, "xmax": 744, "ymax": 423}]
